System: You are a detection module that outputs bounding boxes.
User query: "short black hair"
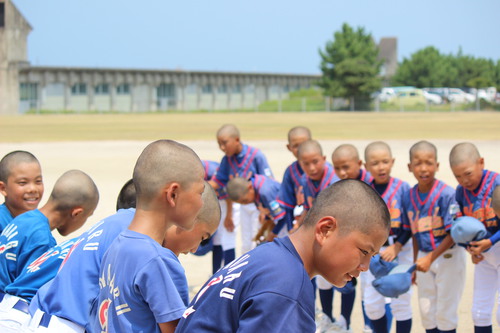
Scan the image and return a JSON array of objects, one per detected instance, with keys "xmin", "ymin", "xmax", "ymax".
[{"xmin": 116, "ymin": 179, "xmax": 136, "ymax": 211}]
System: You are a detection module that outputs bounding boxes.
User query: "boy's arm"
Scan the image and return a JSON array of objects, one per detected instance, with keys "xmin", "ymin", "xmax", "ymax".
[
  {"xmin": 224, "ymin": 199, "xmax": 234, "ymax": 232},
  {"xmin": 415, "ymin": 234, "xmax": 454, "ymax": 272},
  {"xmin": 159, "ymin": 319, "xmax": 179, "ymax": 333}
]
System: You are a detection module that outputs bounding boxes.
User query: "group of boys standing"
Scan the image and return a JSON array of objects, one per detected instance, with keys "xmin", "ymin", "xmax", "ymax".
[{"xmin": 0, "ymin": 124, "xmax": 498, "ymax": 333}]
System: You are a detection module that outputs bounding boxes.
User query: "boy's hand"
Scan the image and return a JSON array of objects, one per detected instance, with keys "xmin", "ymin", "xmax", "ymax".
[
  {"xmin": 471, "ymin": 253, "xmax": 484, "ymax": 264},
  {"xmin": 224, "ymin": 215, "xmax": 234, "ymax": 232},
  {"xmin": 380, "ymin": 244, "xmax": 399, "ymax": 262},
  {"xmin": 416, "ymin": 253, "xmax": 432, "ymax": 272},
  {"xmin": 468, "ymin": 239, "xmax": 492, "ymax": 255}
]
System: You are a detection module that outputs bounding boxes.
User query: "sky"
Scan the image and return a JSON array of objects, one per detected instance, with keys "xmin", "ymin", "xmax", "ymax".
[{"xmin": 13, "ymin": 0, "xmax": 500, "ymax": 75}]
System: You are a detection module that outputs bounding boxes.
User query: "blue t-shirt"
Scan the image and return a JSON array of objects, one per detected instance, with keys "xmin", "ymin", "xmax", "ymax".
[
  {"xmin": 302, "ymin": 162, "xmax": 339, "ymax": 211},
  {"xmin": 213, "ymin": 143, "xmax": 274, "ymax": 188},
  {"xmin": 5, "ymin": 237, "xmax": 79, "ymax": 301},
  {"xmin": 176, "ymin": 237, "xmax": 315, "ymax": 333},
  {"xmin": 276, "ymin": 161, "xmax": 304, "ymax": 232},
  {"xmin": 401, "ymin": 180, "xmax": 457, "ymax": 252},
  {"xmin": 252, "ymin": 174, "xmax": 285, "ymax": 223},
  {"xmin": 0, "ymin": 209, "xmax": 55, "ymax": 292},
  {"xmin": 31, "ymin": 208, "xmax": 135, "ymax": 330},
  {"xmin": 0, "ymin": 203, "xmax": 14, "ymax": 234},
  {"xmin": 203, "ymin": 160, "xmax": 227, "ymax": 200},
  {"xmin": 455, "ymin": 169, "xmax": 500, "ymax": 244},
  {"xmin": 90, "ymin": 230, "xmax": 186, "ymax": 333}
]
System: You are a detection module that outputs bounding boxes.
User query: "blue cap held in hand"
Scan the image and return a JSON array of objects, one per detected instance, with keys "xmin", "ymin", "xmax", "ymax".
[
  {"xmin": 369, "ymin": 254, "xmax": 398, "ymax": 279},
  {"xmin": 372, "ymin": 264, "xmax": 416, "ymax": 298},
  {"xmin": 450, "ymin": 216, "xmax": 487, "ymax": 245}
]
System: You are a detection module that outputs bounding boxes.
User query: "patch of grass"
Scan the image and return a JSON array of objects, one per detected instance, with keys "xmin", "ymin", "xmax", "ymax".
[{"xmin": 1, "ymin": 112, "xmax": 500, "ymax": 142}]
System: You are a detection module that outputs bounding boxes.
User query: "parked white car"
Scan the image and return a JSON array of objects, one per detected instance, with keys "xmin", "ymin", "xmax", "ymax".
[
  {"xmin": 448, "ymin": 88, "xmax": 475, "ymax": 104},
  {"xmin": 422, "ymin": 91, "xmax": 442, "ymax": 104}
]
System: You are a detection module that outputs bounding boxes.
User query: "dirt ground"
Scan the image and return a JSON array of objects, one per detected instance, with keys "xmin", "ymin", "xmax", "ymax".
[{"xmin": 1, "ymin": 139, "xmax": 499, "ymax": 332}]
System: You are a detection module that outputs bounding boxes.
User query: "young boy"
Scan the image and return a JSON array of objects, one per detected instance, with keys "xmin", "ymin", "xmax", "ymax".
[
  {"xmin": 275, "ymin": 126, "xmax": 311, "ymax": 238},
  {"xmin": 202, "ymin": 160, "xmax": 238, "ymax": 274},
  {"xmin": 0, "ymin": 169, "xmax": 99, "ymax": 332},
  {"xmin": 362, "ymin": 141, "xmax": 413, "ymax": 333},
  {"xmin": 226, "ymin": 175, "xmax": 285, "ymax": 243},
  {"xmin": 449, "ymin": 142, "xmax": 500, "ymax": 333},
  {"xmin": 316, "ymin": 143, "xmax": 373, "ymax": 332},
  {"xmin": 209, "ymin": 124, "xmax": 274, "ymax": 254},
  {"xmin": 402, "ymin": 140, "xmax": 466, "ymax": 333},
  {"xmin": 332, "ymin": 144, "xmax": 373, "ymax": 183},
  {"xmin": 90, "ymin": 140, "xmax": 205, "ymax": 333},
  {"xmin": 175, "ymin": 179, "xmax": 390, "ymax": 332},
  {"xmin": 0, "ymin": 151, "xmax": 44, "ymax": 233}
]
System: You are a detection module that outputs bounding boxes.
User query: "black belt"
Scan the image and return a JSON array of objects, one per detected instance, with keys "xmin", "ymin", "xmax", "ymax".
[{"xmin": 0, "ymin": 291, "xmax": 29, "ymax": 314}]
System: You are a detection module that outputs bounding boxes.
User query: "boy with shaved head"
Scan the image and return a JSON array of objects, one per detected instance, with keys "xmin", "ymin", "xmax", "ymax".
[
  {"xmin": 176, "ymin": 179, "xmax": 390, "ymax": 333},
  {"xmin": 362, "ymin": 141, "xmax": 413, "ymax": 333},
  {"xmin": 332, "ymin": 144, "xmax": 373, "ymax": 183},
  {"xmin": 402, "ymin": 140, "xmax": 466, "ymax": 333},
  {"xmin": 209, "ymin": 124, "xmax": 274, "ymax": 254},
  {"xmin": 0, "ymin": 151, "xmax": 44, "ymax": 233},
  {"xmin": 450, "ymin": 142, "xmax": 500, "ymax": 333},
  {"xmin": 274, "ymin": 126, "xmax": 311, "ymax": 239},
  {"xmin": 91, "ymin": 140, "xmax": 205, "ymax": 333},
  {"xmin": 0, "ymin": 169, "xmax": 98, "ymax": 332}
]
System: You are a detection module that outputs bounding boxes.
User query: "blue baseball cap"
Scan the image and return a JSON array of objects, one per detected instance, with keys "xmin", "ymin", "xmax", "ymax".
[
  {"xmin": 450, "ymin": 216, "xmax": 487, "ymax": 245},
  {"xmin": 369, "ymin": 254, "xmax": 398, "ymax": 279},
  {"xmin": 372, "ymin": 264, "xmax": 416, "ymax": 298}
]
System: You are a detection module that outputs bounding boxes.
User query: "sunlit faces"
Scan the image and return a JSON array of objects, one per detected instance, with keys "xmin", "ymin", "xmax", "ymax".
[
  {"xmin": 408, "ymin": 150, "xmax": 439, "ymax": 193},
  {"xmin": 217, "ymin": 135, "xmax": 241, "ymax": 157},
  {"xmin": 299, "ymin": 151, "xmax": 326, "ymax": 181},
  {"xmin": 171, "ymin": 177, "xmax": 206, "ymax": 231},
  {"xmin": 451, "ymin": 158, "xmax": 484, "ymax": 192},
  {"xmin": 313, "ymin": 218, "xmax": 387, "ymax": 288},
  {"xmin": 365, "ymin": 149, "xmax": 395, "ymax": 185},
  {"xmin": 163, "ymin": 222, "xmax": 218, "ymax": 256},
  {"xmin": 0, "ymin": 162, "xmax": 44, "ymax": 217},
  {"xmin": 332, "ymin": 156, "xmax": 362, "ymax": 180},
  {"xmin": 287, "ymin": 134, "xmax": 311, "ymax": 159}
]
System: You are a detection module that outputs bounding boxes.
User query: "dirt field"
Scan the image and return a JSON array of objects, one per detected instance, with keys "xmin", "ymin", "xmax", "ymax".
[{"xmin": 1, "ymin": 112, "xmax": 499, "ymax": 332}]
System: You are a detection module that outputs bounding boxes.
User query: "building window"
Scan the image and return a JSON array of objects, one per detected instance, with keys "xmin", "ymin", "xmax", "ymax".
[
  {"xmin": 116, "ymin": 84, "xmax": 130, "ymax": 95},
  {"xmin": 0, "ymin": 4, "xmax": 5, "ymax": 28},
  {"xmin": 19, "ymin": 83, "xmax": 38, "ymax": 101},
  {"xmin": 94, "ymin": 84, "xmax": 109, "ymax": 95},
  {"xmin": 218, "ymin": 84, "xmax": 228, "ymax": 94},
  {"xmin": 232, "ymin": 84, "xmax": 242, "ymax": 94},
  {"xmin": 71, "ymin": 83, "xmax": 87, "ymax": 95},
  {"xmin": 202, "ymin": 84, "xmax": 212, "ymax": 94},
  {"xmin": 157, "ymin": 83, "xmax": 175, "ymax": 98}
]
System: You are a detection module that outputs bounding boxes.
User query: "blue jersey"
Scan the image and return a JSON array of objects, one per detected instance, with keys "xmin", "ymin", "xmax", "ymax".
[
  {"xmin": 5, "ymin": 237, "xmax": 79, "ymax": 301},
  {"xmin": 358, "ymin": 169, "xmax": 373, "ymax": 184},
  {"xmin": 302, "ymin": 162, "xmax": 339, "ymax": 211},
  {"xmin": 91, "ymin": 230, "xmax": 186, "ymax": 333},
  {"xmin": 213, "ymin": 143, "xmax": 274, "ymax": 188},
  {"xmin": 203, "ymin": 160, "xmax": 227, "ymax": 200},
  {"xmin": 31, "ymin": 208, "xmax": 135, "ymax": 330},
  {"xmin": 402, "ymin": 180, "xmax": 457, "ymax": 252},
  {"xmin": 276, "ymin": 161, "xmax": 304, "ymax": 232},
  {"xmin": 0, "ymin": 203, "xmax": 14, "ymax": 234},
  {"xmin": 252, "ymin": 174, "xmax": 285, "ymax": 223},
  {"xmin": 455, "ymin": 169, "xmax": 500, "ymax": 242},
  {"xmin": 176, "ymin": 237, "xmax": 315, "ymax": 333},
  {"xmin": 370, "ymin": 177, "xmax": 410, "ymax": 238},
  {"xmin": 0, "ymin": 209, "xmax": 55, "ymax": 292}
]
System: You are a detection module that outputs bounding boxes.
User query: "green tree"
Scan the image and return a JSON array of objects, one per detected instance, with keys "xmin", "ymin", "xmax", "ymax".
[
  {"xmin": 318, "ymin": 23, "xmax": 382, "ymax": 110},
  {"xmin": 391, "ymin": 47, "xmax": 458, "ymax": 87}
]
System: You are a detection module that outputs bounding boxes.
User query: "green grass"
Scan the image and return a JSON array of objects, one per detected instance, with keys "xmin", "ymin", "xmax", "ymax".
[{"xmin": 1, "ymin": 112, "xmax": 500, "ymax": 142}]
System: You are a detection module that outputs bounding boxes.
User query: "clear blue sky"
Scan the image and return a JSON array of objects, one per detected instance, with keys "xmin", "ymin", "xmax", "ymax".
[{"xmin": 14, "ymin": 0, "xmax": 500, "ymax": 74}]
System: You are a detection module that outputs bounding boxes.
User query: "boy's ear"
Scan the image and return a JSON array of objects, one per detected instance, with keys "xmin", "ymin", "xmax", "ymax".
[
  {"xmin": 357, "ymin": 159, "xmax": 363, "ymax": 167},
  {"xmin": 286, "ymin": 143, "xmax": 292, "ymax": 152},
  {"xmin": 478, "ymin": 157, "xmax": 485, "ymax": 168},
  {"xmin": 165, "ymin": 183, "xmax": 180, "ymax": 207},
  {"xmin": 0, "ymin": 181, "xmax": 6, "ymax": 197},
  {"xmin": 71, "ymin": 207, "xmax": 84, "ymax": 218},
  {"xmin": 315, "ymin": 216, "xmax": 337, "ymax": 245},
  {"xmin": 407, "ymin": 163, "xmax": 412, "ymax": 173}
]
